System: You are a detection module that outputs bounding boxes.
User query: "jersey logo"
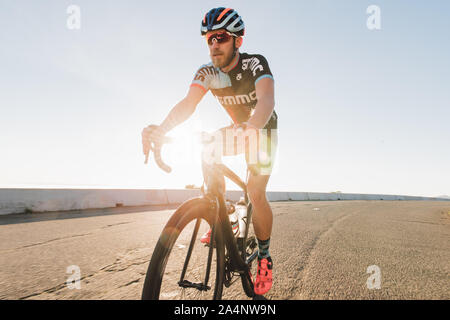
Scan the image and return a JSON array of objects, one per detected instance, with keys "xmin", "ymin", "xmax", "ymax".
[
  {"xmin": 194, "ymin": 66, "xmax": 218, "ymax": 82},
  {"xmin": 236, "ymin": 73, "xmax": 242, "ymax": 81},
  {"xmin": 217, "ymin": 90, "xmax": 257, "ymax": 105},
  {"xmin": 242, "ymin": 57, "xmax": 264, "ymax": 76}
]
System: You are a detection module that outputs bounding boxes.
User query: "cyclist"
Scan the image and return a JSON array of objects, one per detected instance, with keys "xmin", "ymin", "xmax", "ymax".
[{"xmin": 142, "ymin": 7, "xmax": 278, "ymax": 296}]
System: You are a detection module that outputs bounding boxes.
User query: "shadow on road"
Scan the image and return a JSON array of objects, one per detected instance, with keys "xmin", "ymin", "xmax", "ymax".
[{"xmin": 0, "ymin": 204, "xmax": 180, "ymax": 226}]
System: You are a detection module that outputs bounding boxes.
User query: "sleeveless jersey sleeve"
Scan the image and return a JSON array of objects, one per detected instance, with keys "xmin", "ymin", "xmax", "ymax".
[{"xmin": 190, "ymin": 64, "xmax": 218, "ymax": 93}]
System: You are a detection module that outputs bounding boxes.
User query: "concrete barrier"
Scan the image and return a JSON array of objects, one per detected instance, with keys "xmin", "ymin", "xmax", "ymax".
[
  {"xmin": 0, "ymin": 189, "xmax": 171, "ymax": 215},
  {"xmin": 166, "ymin": 189, "xmax": 201, "ymax": 204},
  {"xmin": 266, "ymin": 192, "xmax": 289, "ymax": 202},
  {"xmin": 286, "ymin": 192, "xmax": 309, "ymax": 201},
  {"xmin": 226, "ymin": 190, "xmax": 244, "ymax": 202},
  {"xmin": 0, "ymin": 188, "xmax": 448, "ymax": 215}
]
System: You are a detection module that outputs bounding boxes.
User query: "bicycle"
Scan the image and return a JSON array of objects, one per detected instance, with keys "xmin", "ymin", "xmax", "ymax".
[{"xmin": 141, "ymin": 129, "xmax": 260, "ymax": 300}]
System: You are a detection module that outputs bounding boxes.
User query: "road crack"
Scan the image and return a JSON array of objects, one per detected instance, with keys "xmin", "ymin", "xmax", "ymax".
[
  {"xmin": 19, "ymin": 248, "xmax": 151, "ymax": 299},
  {"xmin": 11, "ymin": 233, "xmax": 93, "ymax": 252},
  {"xmin": 286, "ymin": 211, "xmax": 354, "ymax": 299}
]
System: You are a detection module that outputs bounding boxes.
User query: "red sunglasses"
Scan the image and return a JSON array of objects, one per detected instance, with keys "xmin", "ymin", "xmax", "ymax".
[{"xmin": 206, "ymin": 32, "xmax": 236, "ymax": 45}]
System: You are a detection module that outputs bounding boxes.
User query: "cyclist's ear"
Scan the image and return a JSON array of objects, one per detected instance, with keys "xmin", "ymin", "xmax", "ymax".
[{"xmin": 235, "ymin": 37, "xmax": 243, "ymax": 49}]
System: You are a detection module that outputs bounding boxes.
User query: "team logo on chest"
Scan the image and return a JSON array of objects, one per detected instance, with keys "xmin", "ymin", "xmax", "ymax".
[
  {"xmin": 242, "ymin": 57, "xmax": 264, "ymax": 76},
  {"xmin": 236, "ymin": 73, "xmax": 242, "ymax": 81}
]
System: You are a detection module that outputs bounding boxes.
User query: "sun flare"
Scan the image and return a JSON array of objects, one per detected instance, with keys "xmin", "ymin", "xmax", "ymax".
[{"xmin": 161, "ymin": 124, "xmax": 248, "ymax": 190}]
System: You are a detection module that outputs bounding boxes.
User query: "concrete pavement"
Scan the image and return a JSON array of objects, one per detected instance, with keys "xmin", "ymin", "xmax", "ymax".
[{"xmin": 0, "ymin": 201, "xmax": 449, "ymax": 300}]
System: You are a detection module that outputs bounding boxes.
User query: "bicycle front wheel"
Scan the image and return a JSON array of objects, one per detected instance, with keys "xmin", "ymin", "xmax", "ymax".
[{"xmin": 142, "ymin": 198, "xmax": 225, "ymax": 300}]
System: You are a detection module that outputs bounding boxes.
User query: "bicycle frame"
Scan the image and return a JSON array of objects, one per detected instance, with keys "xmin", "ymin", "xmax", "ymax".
[
  {"xmin": 176, "ymin": 162, "xmax": 255, "ymax": 293},
  {"xmin": 204, "ymin": 163, "xmax": 256, "ymax": 270},
  {"xmin": 149, "ymin": 136, "xmax": 257, "ymax": 294}
]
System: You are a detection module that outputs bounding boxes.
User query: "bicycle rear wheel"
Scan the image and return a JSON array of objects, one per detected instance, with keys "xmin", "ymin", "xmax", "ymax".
[{"xmin": 142, "ymin": 198, "xmax": 225, "ymax": 300}]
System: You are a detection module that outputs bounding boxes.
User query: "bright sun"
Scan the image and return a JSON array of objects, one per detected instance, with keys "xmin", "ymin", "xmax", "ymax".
[{"xmin": 161, "ymin": 124, "xmax": 248, "ymax": 190}]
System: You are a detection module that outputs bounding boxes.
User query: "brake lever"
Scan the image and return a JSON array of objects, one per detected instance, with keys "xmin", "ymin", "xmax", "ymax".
[{"xmin": 144, "ymin": 137, "xmax": 173, "ymax": 173}]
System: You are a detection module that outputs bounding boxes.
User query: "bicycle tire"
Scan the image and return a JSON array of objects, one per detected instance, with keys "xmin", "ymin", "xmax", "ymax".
[
  {"xmin": 240, "ymin": 235, "xmax": 257, "ymax": 298},
  {"xmin": 142, "ymin": 198, "xmax": 225, "ymax": 300},
  {"xmin": 240, "ymin": 205, "xmax": 257, "ymax": 298}
]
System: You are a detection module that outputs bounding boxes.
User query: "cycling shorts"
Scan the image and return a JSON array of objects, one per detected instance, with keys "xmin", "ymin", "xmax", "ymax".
[{"xmin": 202, "ymin": 126, "xmax": 278, "ymax": 176}]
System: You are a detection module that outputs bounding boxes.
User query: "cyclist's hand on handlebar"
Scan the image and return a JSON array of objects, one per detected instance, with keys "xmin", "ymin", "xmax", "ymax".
[
  {"xmin": 141, "ymin": 125, "xmax": 173, "ymax": 172},
  {"xmin": 142, "ymin": 124, "xmax": 166, "ymax": 156}
]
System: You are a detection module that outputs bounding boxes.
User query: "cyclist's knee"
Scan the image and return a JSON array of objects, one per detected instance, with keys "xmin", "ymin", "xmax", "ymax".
[
  {"xmin": 247, "ymin": 174, "xmax": 270, "ymax": 204},
  {"xmin": 247, "ymin": 185, "xmax": 268, "ymax": 206}
]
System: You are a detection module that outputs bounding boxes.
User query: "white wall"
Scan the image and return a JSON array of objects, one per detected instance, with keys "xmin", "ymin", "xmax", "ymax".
[{"xmin": 0, "ymin": 188, "xmax": 447, "ymax": 215}]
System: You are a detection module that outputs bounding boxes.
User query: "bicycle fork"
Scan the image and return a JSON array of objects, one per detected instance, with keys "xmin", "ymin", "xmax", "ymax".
[{"xmin": 177, "ymin": 197, "xmax": 220, "ymax": 292}]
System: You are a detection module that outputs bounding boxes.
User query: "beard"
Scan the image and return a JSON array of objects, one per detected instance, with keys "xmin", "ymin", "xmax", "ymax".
[{"xmin": 211, "ymin": 49, "xmax": 234, "ymax": 68}]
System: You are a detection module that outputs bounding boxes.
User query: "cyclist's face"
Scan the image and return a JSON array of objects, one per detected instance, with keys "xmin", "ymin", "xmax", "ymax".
[{"xmin": 206, "ymin": 30, "xmax": 240, "ymax": 68}]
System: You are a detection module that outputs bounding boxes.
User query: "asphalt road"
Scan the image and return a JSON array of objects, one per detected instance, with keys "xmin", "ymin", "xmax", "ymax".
[{"xmin": 0, "ymin": 200, "xmax": 449, "ymax": 300}]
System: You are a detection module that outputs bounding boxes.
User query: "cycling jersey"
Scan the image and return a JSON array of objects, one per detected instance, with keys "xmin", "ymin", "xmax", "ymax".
[{"xmin": 191, "ymin": 52, "xmax": 278, "ymax": 129}]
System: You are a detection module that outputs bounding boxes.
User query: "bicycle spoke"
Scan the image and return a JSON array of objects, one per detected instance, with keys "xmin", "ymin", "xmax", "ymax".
[
  {"xmin": 168, "ymin": 218, "xmax": 218, "ymax": 299},
  {"xmin": 179, "ymin": 218, "xmax": 201, "ymax": 283}
]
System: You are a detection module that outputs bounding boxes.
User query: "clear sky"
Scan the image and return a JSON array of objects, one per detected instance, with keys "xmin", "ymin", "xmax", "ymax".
[{"xmin": 1, "ymin": 1, "xmax": 449, "ymax": 197}]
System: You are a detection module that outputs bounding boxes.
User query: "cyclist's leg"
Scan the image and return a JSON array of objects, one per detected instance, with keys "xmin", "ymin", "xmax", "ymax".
[
  {"xmin": 246, "ymin": 128, "xmax": 277, "ymax": 295},
  {"xmin": 247, "ymin": 174, "xmax": 274, "ymax": 295},
  {"xmin": 246, "ymin": 127, "xmax": 277, "ymax": 241},
  {"xmin": 200, "ymin": 126, "xmax": 278, "ymax": 249},
  {"xmin": 247, "ymin": 174, "xmax": 272, "ymax": 241}
]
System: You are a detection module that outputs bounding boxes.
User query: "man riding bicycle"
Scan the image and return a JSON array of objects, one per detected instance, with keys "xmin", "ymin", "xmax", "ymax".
[{"xmin": 142, "ymin": 7, "xmax": 278, "ymax": 296}]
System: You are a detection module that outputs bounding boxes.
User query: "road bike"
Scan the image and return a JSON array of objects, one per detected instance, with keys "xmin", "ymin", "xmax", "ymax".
[{"xmin": 141, "ymin": 130, "xmax": 259, "ymax": 300}]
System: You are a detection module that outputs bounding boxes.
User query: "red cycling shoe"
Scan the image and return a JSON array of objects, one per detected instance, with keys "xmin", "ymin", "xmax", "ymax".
[
  {"xmin": 254, "ymin": 257, "xmax": 273, "ymax": 295},
  {"xmin": 200, "ymin": 229, "xmax": 212, "ymax": 244}
]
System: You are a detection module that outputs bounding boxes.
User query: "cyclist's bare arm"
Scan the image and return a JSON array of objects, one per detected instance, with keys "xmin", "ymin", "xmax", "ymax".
[
  {"xmin": 142, "ymin": 85, "xmax": 206, "ymax": 156},
  {"xmin": 159, "ymin": 85, "xmax": 207, "ymax": 133},
  {"xmin": 143, "ymin": 85, "xmax": 206, "ymax": 139},
  {"xmin": 246, "ymin": 77, "xmax": 275, "ymax": 129}
]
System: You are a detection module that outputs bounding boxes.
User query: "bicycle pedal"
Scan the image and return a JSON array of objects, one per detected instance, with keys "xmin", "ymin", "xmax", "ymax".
[
  {"xmin": 248, "ymin": 238, "xmax": 257, "ymax": 249},
  {"xmin": 178, "ymin": 280, "xmax": 211, "ymax": 291}
]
